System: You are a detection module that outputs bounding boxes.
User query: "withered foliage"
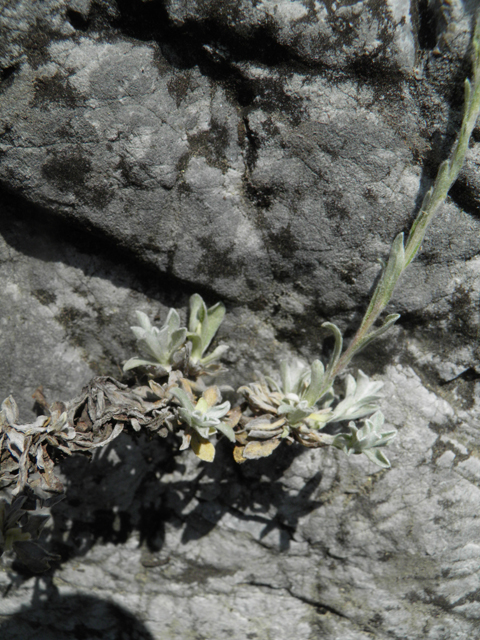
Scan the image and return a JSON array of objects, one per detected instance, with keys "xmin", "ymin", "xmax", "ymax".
[{"xmin": 0, "ymin": 294, "xmax": 395, "ymax": 572}]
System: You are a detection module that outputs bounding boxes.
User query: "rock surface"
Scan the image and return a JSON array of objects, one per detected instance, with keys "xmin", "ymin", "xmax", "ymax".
[{"xmin": 1, "ymin": 1, "xmax": 480, "ymax": 639}]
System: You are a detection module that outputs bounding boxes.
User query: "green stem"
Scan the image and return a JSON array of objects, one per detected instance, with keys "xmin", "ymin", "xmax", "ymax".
[{"xmin": 325, "ymin": 14, "xmax": 480, "ymax": 384}]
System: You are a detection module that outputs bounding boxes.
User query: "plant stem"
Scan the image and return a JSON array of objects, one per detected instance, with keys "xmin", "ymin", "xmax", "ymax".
[{"xmin": 327, "ymin": 14, "xmax": 480, "ymax": 383}]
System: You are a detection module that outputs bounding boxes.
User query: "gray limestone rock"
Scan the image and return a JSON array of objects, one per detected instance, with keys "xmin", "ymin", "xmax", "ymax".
[{"xmin": 1, "ymin": 1, "xmax": 480, "ymax": 639}]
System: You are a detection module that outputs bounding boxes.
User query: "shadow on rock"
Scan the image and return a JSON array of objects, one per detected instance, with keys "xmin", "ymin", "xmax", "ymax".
[
  {"xmin": 0, "ymin": 577, "xmax": 155, "ymax": 640},
  {"xmin": 38, "ymin": 430, "xmax": 323, "ymax": 569}
]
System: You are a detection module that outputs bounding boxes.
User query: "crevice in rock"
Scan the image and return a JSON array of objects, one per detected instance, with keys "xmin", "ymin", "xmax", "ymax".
[
  {"xmin": 0, "ymin": 63, "xmax": 19, "ymax": 92},
  {"xmin": 447, "ymin": 176, "xmax": 480, "ymax": 219},
  {"xmin": 415, "ymin": 0, "xmax": 439, "ymax": 51},
  {"xmin": 73, "ymin": 0, "xmax": 408, "ymax": 118},
  {"xmin": 0, "ymin": 184, "xmax": 218, "ymax": 306},
  {"xmin": 286, "ymin": 587, "xmax": 349, "ymax": 618},
  {"xmin": 440, "ymin": 367, "xmax": 480, "ymax": 386},
  {"xmin": 246, "ymin": 580, "xmax": 349, "ymax": 618},
  {"xmin": 65, "ymin": 8, "xmax": 90, "ymax": 32}
]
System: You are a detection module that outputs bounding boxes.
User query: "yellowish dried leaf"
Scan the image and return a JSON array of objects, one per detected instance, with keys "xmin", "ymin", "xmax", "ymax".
[
  {"xmin": 233, "ymin": 445, "xmax": 247, "ymax": 464},
  {"xmin": 203, "ymin": 385, "xmax": 221, "ymax": 407},
  {"xmin": 243, "ymin": 438, "xmax": 281, "ymax": 460},
  {"xmin": 190, "ymin": 433, "xmax": 215, "ymax": 462},
  {"xmin": 226, "ymin": 405, "xmax": 242, "ymax": 429}
]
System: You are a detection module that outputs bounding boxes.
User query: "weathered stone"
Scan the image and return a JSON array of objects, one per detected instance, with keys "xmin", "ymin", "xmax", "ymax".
[{"xmin": 1, "ymin": 1, "xmax": 480, "ymax": 639}]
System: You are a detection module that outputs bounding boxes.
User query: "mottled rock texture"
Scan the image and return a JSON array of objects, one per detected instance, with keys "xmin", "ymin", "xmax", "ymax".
[{"xmin": 1, "ymin": 1, "xmax": 480, "ymax": 638}]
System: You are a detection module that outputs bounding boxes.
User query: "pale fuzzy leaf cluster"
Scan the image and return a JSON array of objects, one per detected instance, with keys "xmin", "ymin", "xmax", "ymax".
[
  {"xmin": 123, "ymin": 294, "xmax": 228, "ymax": 376},
  {"xmin": 239, "ymin": 362, "xmax": 395, "ymax": 468},
  {"xmin": 331, "ymin": 411, "xmax": 397, "ymax": 468},
  {"xmin": 123, "ymin": 309, "xmax": 186, "ymax": 373}
]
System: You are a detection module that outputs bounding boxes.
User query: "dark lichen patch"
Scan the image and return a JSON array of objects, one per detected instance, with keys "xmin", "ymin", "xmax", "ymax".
[
  {"xmin": 324, "ymin": 196, "xmax": 352, "ymax": 223},
  {"xmin": 365, "ymin": 612, "xmax": 384, "ymax": 631},
  {"xmin": 41, "ymin": 149, "xmax": 114, "ymax": 208},
  {"xmin": 55, "ymin": 306, "xmax": 89, "ymax": 330},
  {"xmin": 167, "ymin": 72, "xmax": 195, "ymax": 108},
  {"xmin": 342, "ymin": 3, "xmax": 402, "ymax": 87},
  {"xmin": 196, "ymin": 236, "xmax": 241, "ymax": 279},
  {"xmin": 249, "ymin": 76, "xmax": 306, "ymax": 126},
  {"xmin": 244, "ymin": 181, "xmax": 274, "ymax": 209},
  {"xmin": 430, "ymin": 437, "xmax": 469, "ymax": 465},
  {"xmin": 427, "ymin": 416, "xmax": 458, "ymax": 436},
  {"xmin": 19, "ymin": 20, "xmax": 62, "ymax": 70},
  {"xmin": 267, "ymin": 223, "xmax": 300, "ymax": 260},
  {"xmin": 31, "ymin": 288, "xmax": 57, "ymax": 306},
  {"xmin": 437, "ymin": 498, "xmax": 455, "ymax": 510},
  {"xmin": 187, "ymin": 119, "xmax": 230, "ymax": 173},
  {"xmin": 42, "ymin": 150, "xmax": 92, "ymax": 192},
  {"xmin": 89, "ymin": 184, "xmax": 115, "ymax": 209},
  {"xmin": 174, "ymin": 559, "xmax": 236, "ymax": 585},
  {"xmin": 239, "ymin": 116, "xmax": 262, "ymax": 172},
  {"xmin": 33, "ymin": 72, "xmax": 84, "ymax": 110},
  {"xmin": 117, "ymin": 156, "xmax": 150, "ymax": 190}
]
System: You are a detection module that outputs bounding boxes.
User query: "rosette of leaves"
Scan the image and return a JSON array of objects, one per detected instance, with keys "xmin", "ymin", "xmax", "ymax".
[
  {"xmin": 123, "ymin": 309, "xmax": 187, "ymax": 375},
  {"xmin": 186, "ymin": 294, "xmax": 229, "ymax": 374},
  {"xmin": 329, "ymin": 411, "xmax": 397, "ymax": 468},
  {"xmin": 239, "ymin": 352, "xmax": 336, "ymax": 423},
  {"xmin": 238, "ymin": 355, "xmax": 394, "ymax": 466},
  {"xmin": 170, "ymin": 385, "xmax": 235, "ymax": 461},
  {"xmin": 236, "ymin": 358, "xmax": 334, "ymax": 460}
]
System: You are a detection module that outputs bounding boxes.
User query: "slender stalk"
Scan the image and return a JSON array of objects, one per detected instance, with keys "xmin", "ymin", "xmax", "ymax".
[{"xmin": 326, "ymin": 14, "xmax": 480, "ymax": 384}]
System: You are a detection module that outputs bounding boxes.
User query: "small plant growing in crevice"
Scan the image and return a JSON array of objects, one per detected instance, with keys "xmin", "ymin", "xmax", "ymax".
[{"xmin": 1, "ymin": 16, "xmax": 480, "ymax": 573}]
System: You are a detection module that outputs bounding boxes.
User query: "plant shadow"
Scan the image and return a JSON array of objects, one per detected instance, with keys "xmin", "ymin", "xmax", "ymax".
[{"xmin": 41, "ymin": 430, "xmax": 323, "ymax": 569}]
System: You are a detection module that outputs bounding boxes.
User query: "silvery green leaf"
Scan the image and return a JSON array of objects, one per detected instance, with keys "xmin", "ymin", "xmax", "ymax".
[
  {"xmin": 188, "ymin": 293, "xmax": 206, "ymax": 334},
  {"xmin": 187, "ymin": 294, "xmax": 227, "ymax": 364},
  {"xmin": 278, "ymin": 398, "xmax": 313, "ymax": 425},
  {"xmin": 124, "ymin": 309, "xmax": 187, "ymax": 373},
  {"xmin": 203, "ymin": 400, "xmax": 231, "ymax": 420},
  {"xmin": 170, "ymin": 387, "xmax": 195, "ymax": 413},
  {"xmin": 331, "ymin": 411, "xmax": 396, "ymax": 468},
  {"xmin": 264, "ymin": 375, "xmax": 281, "ymax": 394},
  {"xmin": 165, "ymin": 307, "xmax": 182, "ymax": 332},
  {"xmin": 170, "ymin": 327, "xmax": 188, "ymax": 356},
  {"xmin": 355, "ymin": 314, "xmax": 401, "ymax": 355},
  {"xmin": 280, "ymin": 359, "xmax": 310, "ymax": 396},
  {"xmin": 363, "ymin": 447, "xmax": 392, "ymax": 469},
  {"xmin": 322, "ymin": 323, "xmax": 343, "ymax": 378},
  {"xmin": 187, "ymin": 333, "xmax": 203, "ymax": 361},
  {"xmin": 123, "ymin": 357, "xmax": 168, "ymax": 372},
  {"xmin": 330, "ymin": 370, "xmax": 383, "ymax": 422},
  {"xmin": 178, "ymin": 407, "xmax": 219, "ymax": 430},
  {"xmin": 173, "ymin": 386, "xmax": 231, "ymax": 439},
  {"xmin": 202, "ymin": 302, "xmax": 226, "ymax": 352},
  {"xmin": 361, "ymin": 233, "xmax": 405, "ymax": 328},
  {"xmin": 302, "ymin": 359, "xmax": 328, "ymax": 406},
  {"xmin": 214, "ymin": 421, "xmax": 236, "ymax": 443},
  {"xmin": 200, "ymin": 344, "xmax": 229, "ymax": 365},
  {"xmin": 135, "ymin": 310, "xmax": 154, "ymax": 332}
]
